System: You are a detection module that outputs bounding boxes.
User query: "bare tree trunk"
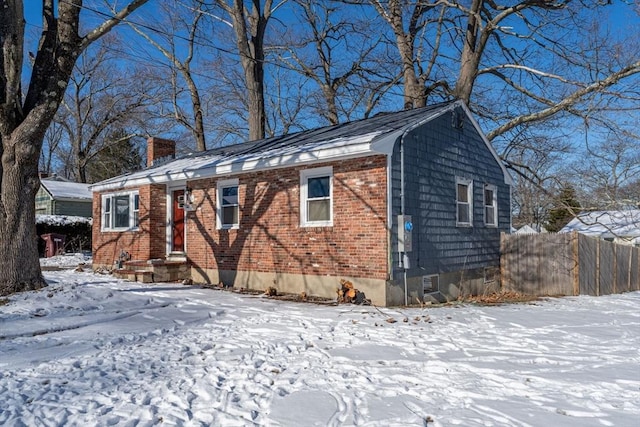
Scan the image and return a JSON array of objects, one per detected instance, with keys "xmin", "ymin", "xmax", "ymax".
[
  {"xmin": 453, "ymin": 0, "xmax": 482, "ymax": 105},
  {"xmin": 0, "ymin": 0, "xmax": 149, "ymax": 295},
  {"xmin": 0, "ymin": 127, "xmax": 47, "ymax": 293},
  {"xmin": 185, "ymin": 74, "xmax": 207, "ymax": 151},
  {"xmin": 278, "ymin": 0, "xmax": 393, "ymax": 124},
  {"xmin": 366, "ymin": 0, "xmax": 437, "ymax": 109},
  {"xmin": 218, "ymin": 0, "xmax": 273, "ymax": 141},
  {"xmin": 128, "ymin": 2, "xmax": 208, "ymax": 151}
]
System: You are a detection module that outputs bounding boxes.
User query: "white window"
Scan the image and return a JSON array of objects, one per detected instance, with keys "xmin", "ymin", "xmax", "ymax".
[
  {"xmin": 456, "ymin": 177, "xmax": 473, "ymax": 227},
  {"xmin": 300, "ymin": 167, "xmax": 333, "ymax": 227},
  {"xmin": 217, "ymin": 179, "xmax": 239, "ymax": 229},
  {"xmin": 483, "ymin": 184, "xmax": 497, "ymax": 227},
  {"xmin": 101, "ymin": 191, "xmax": 140, "ymax": 231}
]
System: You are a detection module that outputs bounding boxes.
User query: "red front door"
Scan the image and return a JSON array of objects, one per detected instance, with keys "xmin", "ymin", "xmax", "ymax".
[{"xmin": 172, "ymin": 190, "xmax": 185, "ymax": 253}]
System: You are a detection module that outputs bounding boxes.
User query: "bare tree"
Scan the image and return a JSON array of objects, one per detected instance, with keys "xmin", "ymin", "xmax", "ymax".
[
  {"xmin": 506, "ymin": 134, "xmax": 571, "ymax": 230},
  {"xmin": 128, "ymin": 0, "xmax": 211, "ymax": 151},
  {"xmin": 347, "ymin": 0, "xmax": 449, "ymax": 109},
  {"xmin": 347, "ymin": 1, "xmax": 640, "ymax": 140},
  {"xmin": 275, "ymin": 0, "xmax": 395, "ymax": 125},
  {"xmin": 0, "ymin": 0, "xmax": 150, "ymax": 296},
  {"xmin": 264, "ymin": 63, "xmax": 309, "ymax": 136},
  {"xmin": 572, "ymin": 128, "xmax": 640, "ymax": 209},
  {"xmin": 39, "ymin": 121, "xmax": 65, "ymax": 175},
  {"xmin": 55, "ymin": 38, "xmax": 153, "ymax": 183},
  {"xmin": 212, "ymin": 0, "xmax": 285, "ymax": 141},
  {"xmin": 459, "ymin": 1, "xmax": 640, "ymax": 142}
]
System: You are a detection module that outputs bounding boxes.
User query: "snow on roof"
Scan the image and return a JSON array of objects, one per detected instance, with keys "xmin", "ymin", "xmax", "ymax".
[
  {"xmin": 559, "ymin": 210, "xmax": 640, "ymax": 238},
  {"xmin": 515, "ymin": 225, "xmax": 540, "ymax": 234},
  {"xmin": 91, "ymin": 101, "xmax": 512, "ymax": 192},
  {"xmin": 41, "ymin": 179, "xmax": 92, "ymax": 201},
  {"xmin": 36, "ymin": 214, "xmax": 93, "ymax": 226}
]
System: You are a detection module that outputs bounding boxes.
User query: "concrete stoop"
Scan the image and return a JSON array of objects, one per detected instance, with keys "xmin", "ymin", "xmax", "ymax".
[{"xmin": 113, "ymin": 259, "xmax": 190, "ymax": 283}]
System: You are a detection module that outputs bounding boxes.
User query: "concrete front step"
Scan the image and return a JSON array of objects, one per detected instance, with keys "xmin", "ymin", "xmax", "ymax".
[
  {"xmin": 113, "ymin": 269, "xmax": 154, "ymax": 283},
  {"xmin": 116, "ymin": 259, "xmax": 190, "ymax": 283}
]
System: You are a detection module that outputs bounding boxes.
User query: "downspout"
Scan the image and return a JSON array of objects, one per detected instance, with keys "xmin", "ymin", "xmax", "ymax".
[
  {"xmin": 397, "ymin": 102, "xmax": 461, "ymax": 306},
  {"xmin": 388, "ymin": 132, "xmax": 408, "ymax": 306},
  {"xmin": 375, "ymin": 101, "xmax": 461, "ymax": 306},
  {"xmin": 399, "ymin": 134, "xmax": 408, "ymax": 306},
  {"xmin": 386, "ymin": 155, "xmax": 393, "ymax": 288}
]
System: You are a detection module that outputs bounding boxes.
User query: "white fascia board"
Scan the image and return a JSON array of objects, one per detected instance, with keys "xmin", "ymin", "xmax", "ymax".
[
  {"xmin": 90, "ymin": 138, "xmax": 379, "ymax": 193},
  {"xmin": 369, "ymin": 102, "xmax": 457, "ymax": 154}
]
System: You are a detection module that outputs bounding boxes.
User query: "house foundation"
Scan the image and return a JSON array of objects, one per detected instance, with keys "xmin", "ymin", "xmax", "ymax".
[{"xmin": 190, "ymin": 267, "xmax": 387, "ymax": 306}]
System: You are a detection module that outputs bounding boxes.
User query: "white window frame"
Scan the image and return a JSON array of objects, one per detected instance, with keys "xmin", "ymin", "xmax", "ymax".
[
  {"xmin": 483, "ymin": 184, "xmax": 497, "ymax": 227},
  {"xmin": 456, "ymin": 177, "xmax": 473, "ymax": 227},
  {"xmin": 300, "ymin": 166, "xmax": 333, "ymax": 227},
  {"xmin": 101, "ymin": 191, "xmax": 140, "ymax": 231},
  {"xmin": 217, "ymin": 178, "xmax": 240, "ymax": 230}
]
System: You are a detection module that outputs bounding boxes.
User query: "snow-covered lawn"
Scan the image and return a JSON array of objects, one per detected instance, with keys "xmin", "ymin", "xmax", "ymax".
[{"xmin": 1, "ymin": 260, "xmax": 639, "ymax": 426}]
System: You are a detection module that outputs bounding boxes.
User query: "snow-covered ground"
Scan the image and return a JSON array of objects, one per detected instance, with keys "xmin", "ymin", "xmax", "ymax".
[{"xmin": 0, "ymin": 256, "xmax": 639, "ymax": 426}]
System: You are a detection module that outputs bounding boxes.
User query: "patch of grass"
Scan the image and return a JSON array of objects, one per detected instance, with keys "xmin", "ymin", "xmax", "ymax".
[{"xmin": 0, "ymin": 298, "xmax": 9, "ymax": 307}]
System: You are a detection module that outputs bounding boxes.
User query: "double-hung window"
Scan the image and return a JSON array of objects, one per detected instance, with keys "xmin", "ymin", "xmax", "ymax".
[
  {"xmin": 300, "ymin": 167, "xmax": 332, "ymax": 227},
  {"xmin": 456, "ymin": 177, "xmax": 473, "ymax": 227},
  {"xmin": 217, "ymin": 179, "xmax": 239, "ymax": 229},
  {"xmin": 101, "ymin": 191, "xmax": 140, "ymax": 231},
  {"xmin": 483, "ymin": 184, "xmax": 497, "ymax": 227}
]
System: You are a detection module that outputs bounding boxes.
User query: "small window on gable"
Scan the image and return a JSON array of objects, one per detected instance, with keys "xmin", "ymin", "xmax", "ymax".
[
  {"xmin": 101, "ymin": 191, "xmax": 140, "ymax": 231},
  {"xmin": 301, "ymin": 167, "xmax": 333, "ymax": 227},
  {"xmin": 217, "ymin": 179, "xmax": 239, "ymax": 229},
  {"xmin": 484, "ymin": 184, "xmax": 497, "ymax": 227},
  {"xmin": 456, "ymin": 177, "xmax": 473, "ymax": 227}
]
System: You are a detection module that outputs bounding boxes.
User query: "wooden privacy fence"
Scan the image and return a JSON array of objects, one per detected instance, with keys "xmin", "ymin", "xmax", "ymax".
[{"xmin": 500, "ymin": 231, "xmax": 640, "ymax": 296}]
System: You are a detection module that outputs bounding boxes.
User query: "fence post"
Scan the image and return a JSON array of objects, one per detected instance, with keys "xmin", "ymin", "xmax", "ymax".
[
  {"xmin": 500, "ymin": 232, "xmax": 505, "ymax": 291},
  {"xmin": 596, "ymin": 238, "xmax": 600, "ymax": 297},
  {"xmin": 572, "ymin": 231, "xmax": 579, "ymax": 296},
  {"xmin": 613, "ymin": 243, "xmax": 617, "ymax": 294},
  {"xmin": 628, "ymin": 247, "xmax": 632, "ymax": 292}
]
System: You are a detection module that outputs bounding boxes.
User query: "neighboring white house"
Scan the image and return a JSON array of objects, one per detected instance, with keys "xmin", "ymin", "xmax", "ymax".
[
  {"xmin": 560, "ymin": 210, "xmax": 640, "ymax": 246},
  {"xmin": 514, "ymin": 224, "xmax": 547, "ymax": 234}
]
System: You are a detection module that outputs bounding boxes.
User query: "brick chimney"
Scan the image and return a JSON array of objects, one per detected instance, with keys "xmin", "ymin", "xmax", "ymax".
[{"xmin": 147, "ymin": 137, "xmax": 176, "ymax": 167}]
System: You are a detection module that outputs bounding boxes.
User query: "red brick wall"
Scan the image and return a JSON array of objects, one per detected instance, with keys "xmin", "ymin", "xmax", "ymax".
[
  {"xmin": 185, "ymin": 155, "xmax": 389, "ymax": 281},
  {"xmin": 92, "ymin": 184, "xmax": 167, "ymax": 266},
  {"xmin": 147, "ymin": 137, "xmax": 175, "ymax": 167}
]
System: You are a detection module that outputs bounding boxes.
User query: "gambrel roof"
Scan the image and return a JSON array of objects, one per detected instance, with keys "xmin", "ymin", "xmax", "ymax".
[{"xmin": 91, "ymin": 100, "xmax": 512, "ymax": 192}]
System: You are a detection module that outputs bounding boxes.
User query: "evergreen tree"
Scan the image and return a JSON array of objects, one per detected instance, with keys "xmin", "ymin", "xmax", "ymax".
[
  {"xmin": 546, "ymin": 185, "xmax": 582, "ymax": 232},
  {"xmin": 85, "ymin": 131, "xmax": 144, "ymax": 183}
]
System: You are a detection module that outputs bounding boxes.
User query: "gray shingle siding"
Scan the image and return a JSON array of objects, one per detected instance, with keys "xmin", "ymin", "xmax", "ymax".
[{"xmin": 390, "ymin": 106, "xmax": 510, "ymax": 284}]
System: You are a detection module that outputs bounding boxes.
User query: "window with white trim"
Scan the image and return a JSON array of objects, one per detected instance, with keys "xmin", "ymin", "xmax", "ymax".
[
  {"xmin": 217, "ymin": 179, "xmax": 239, "ymax": 229},
  {"xmin": 483, "ymin": 184, "xmax": 497, "ymax": 227},
  {"xmin": 101, "ymin": 191, "xmax": 140, "ymax": 231},
  {"xmin": 456, "ymin": 177, "xmax": 473, "ymax": 226},
  {"xmin": 300, "ymin": 167, "xmax": 333, "ymax": 227}
]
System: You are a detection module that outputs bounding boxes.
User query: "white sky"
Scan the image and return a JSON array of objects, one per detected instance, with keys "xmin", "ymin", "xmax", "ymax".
[{"xmin": 1, "ymin": 256, "xmax": 639, "ymax": 426}]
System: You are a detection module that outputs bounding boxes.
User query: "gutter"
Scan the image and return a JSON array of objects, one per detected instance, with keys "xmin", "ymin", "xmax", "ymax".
[{"xmin": 90, "ymin": 137, "xmax": 380, "ymax": 193}]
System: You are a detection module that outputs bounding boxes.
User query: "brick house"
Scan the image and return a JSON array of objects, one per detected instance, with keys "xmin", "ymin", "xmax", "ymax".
[{"xmin": 91, "ymin": 100, "xmax": 512, "ymax": 306}]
